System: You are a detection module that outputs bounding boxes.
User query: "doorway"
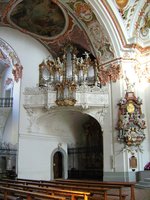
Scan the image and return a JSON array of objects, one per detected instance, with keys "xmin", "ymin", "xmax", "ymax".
[{"xmin": 53, "ymin": 151, "xmax": 63, "ymax": 179}]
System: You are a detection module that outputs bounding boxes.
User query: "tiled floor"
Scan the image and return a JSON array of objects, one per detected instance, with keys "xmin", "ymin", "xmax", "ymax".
[
  {"xmin": 91, "ymin": 187, "xmax": 150, "ymax": 200},
  {"xmin": 131, "ymin": 188, "xmax": 150, "ymax": 200},
  {"xmin": 110, "ymin": 187, "xmax": 150, "ymax": 200}
]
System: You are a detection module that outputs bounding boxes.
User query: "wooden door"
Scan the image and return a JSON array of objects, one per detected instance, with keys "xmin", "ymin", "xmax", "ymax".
[{"xmin": 53, "ymin": 151, "xmax": 63, "ymax": 179}]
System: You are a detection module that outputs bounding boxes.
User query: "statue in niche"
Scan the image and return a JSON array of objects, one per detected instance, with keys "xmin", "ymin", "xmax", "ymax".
[{"xmin": 124, "ymin": 75, "xmax": 135, "ymax": 93}]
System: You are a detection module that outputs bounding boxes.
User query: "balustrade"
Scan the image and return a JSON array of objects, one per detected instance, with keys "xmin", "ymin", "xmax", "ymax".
[{"xmin": 0, "ymin": 98, "xmax": 13, "ymax": 107}]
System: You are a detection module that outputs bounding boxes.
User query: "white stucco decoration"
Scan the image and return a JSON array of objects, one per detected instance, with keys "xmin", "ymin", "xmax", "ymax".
[{"xmin": 23, "ymin": 84, "xmax": 109, "ymax": 132}]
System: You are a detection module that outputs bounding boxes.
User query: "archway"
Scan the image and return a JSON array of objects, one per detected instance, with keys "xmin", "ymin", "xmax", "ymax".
[
  {"xmin": 37, "ymin": 109, "xmax": 104, "ymax": 180},
  {"xmin": 68, "ymin": 115, "xmax": 103, "ymax": 180}
]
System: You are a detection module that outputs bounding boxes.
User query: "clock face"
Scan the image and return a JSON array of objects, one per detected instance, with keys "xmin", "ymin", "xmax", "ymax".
[{"xmin": 127, "ymin": 102, "xmax": 135, "ymax": 113}]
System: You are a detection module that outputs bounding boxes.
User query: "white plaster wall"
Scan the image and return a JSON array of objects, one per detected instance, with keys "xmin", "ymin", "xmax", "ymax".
[
  {"xmin": 110, "ymin": 81, "xmax": 126, "ymax": 172},
  {"xmin": 18, "ymin": 134, "xmax": 68, "ymax": 180},
  {"xmin": 133, "ymin": 84, "xmax": 150, "ymax": 170},
  {"xmin": 103, "ymin": 81, "xmax": 128, "ymax": 181}
]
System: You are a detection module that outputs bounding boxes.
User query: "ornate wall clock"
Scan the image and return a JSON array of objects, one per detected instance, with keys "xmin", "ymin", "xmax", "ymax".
[
  {"xmin": 116, "ymin": 92, "xmax": 146, "ymax": 150},
  {"xmin": 127, "ymin": 101, "xmax": 135, "ymax": 113}
]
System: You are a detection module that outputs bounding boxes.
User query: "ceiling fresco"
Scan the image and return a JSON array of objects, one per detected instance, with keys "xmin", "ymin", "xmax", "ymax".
[
  {"xmin": 0, "ymin": 0, "xmax": 149, "ymax": 55},
  {"xmin": 10, "ymin": 0, "xmax": 66, "ymax": 38},
  {"xmin": 0, "ymin": 0, "xmax": 115, "ymax": 61},
  {"xmin": 0, "ymin": 0, "xmax": 149, "ymax": 84}
]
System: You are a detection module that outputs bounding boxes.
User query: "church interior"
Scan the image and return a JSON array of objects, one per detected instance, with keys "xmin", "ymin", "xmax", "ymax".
[{"xmin": 0, "ymin": 0, "xmax": 150, "ymax": 199}]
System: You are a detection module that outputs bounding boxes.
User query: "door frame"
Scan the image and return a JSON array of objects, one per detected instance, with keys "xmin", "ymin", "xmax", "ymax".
[{"xmin": 51, "ymin": 147, "xmax": 67, "ymax": 180}]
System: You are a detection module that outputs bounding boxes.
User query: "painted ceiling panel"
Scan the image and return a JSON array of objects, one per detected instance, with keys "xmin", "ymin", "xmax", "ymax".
[
  {"xmin": 10, "ymin": 0, "xmax": 66, "ymax": 38},
  {"xmin": 1, "ymin": 0, "xmax": 95, "ymax": 58}
]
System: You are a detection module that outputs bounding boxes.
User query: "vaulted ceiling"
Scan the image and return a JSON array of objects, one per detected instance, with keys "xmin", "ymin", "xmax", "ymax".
[
  {"xmin": 0, "ymin": 0, "xmax": 149, "ymax": 82},
  {"xmin": 1, "ymin": 0, "xmax": 149, "ymax": 58},
  {"xmin": 1, "ymin": 0, "xmax": 97, "ymax": 58}
]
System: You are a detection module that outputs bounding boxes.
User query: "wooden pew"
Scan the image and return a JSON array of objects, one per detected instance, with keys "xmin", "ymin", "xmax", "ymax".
[
  {"xmin": 0, "ymin": 181, "xmax": 91, "ymax": 200},
  {"xmin": 54, "ymin": 179, "xmax": 135, "ymax": 200},
  {"xmin": 0, "ymin": 185, "xmax": 66, "ymax": 200},
  {"xmin": 15, "ymin": 179, "xmax": 127, "ymax": 200},
  {"xmin": 1, "ymin": 179, "xmax": 124, "ymax": 200},
  {"xmin": 41, "ymin": 180, "xmax": 127, "ymax": 200}
]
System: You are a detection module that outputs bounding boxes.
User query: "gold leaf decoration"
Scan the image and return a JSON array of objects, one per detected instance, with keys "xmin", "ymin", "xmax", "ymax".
[{"xmin": 115, "ymin": 0, "xmax": 129, "ymax": 10}]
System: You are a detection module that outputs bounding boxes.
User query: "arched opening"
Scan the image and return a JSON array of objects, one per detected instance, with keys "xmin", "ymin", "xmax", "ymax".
[
  {"xmin": 37, "ymin": 109, "xmax": 103, "ymax": 180},
  {"xmin": 68, "ymin": 115, "xmax": 103, "ymax": 180}
]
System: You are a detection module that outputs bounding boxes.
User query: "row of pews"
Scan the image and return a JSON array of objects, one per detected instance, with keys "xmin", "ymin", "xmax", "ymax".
[{"xmin": 0, "ymin": 178, "xmax": 136, "ymax": 200}]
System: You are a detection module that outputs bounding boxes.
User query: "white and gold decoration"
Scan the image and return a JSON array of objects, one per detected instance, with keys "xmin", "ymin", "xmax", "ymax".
[
  {"xmin": 115, "ymin": 0, "xmax": 129, "ymax": 10},
  {"xmin": 39, "ymin": 44, "xmax": 100, "ymax": 106},
  {"xmin": 116, "ymin": 91, "xmax": 146, "ymax": 151}
]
